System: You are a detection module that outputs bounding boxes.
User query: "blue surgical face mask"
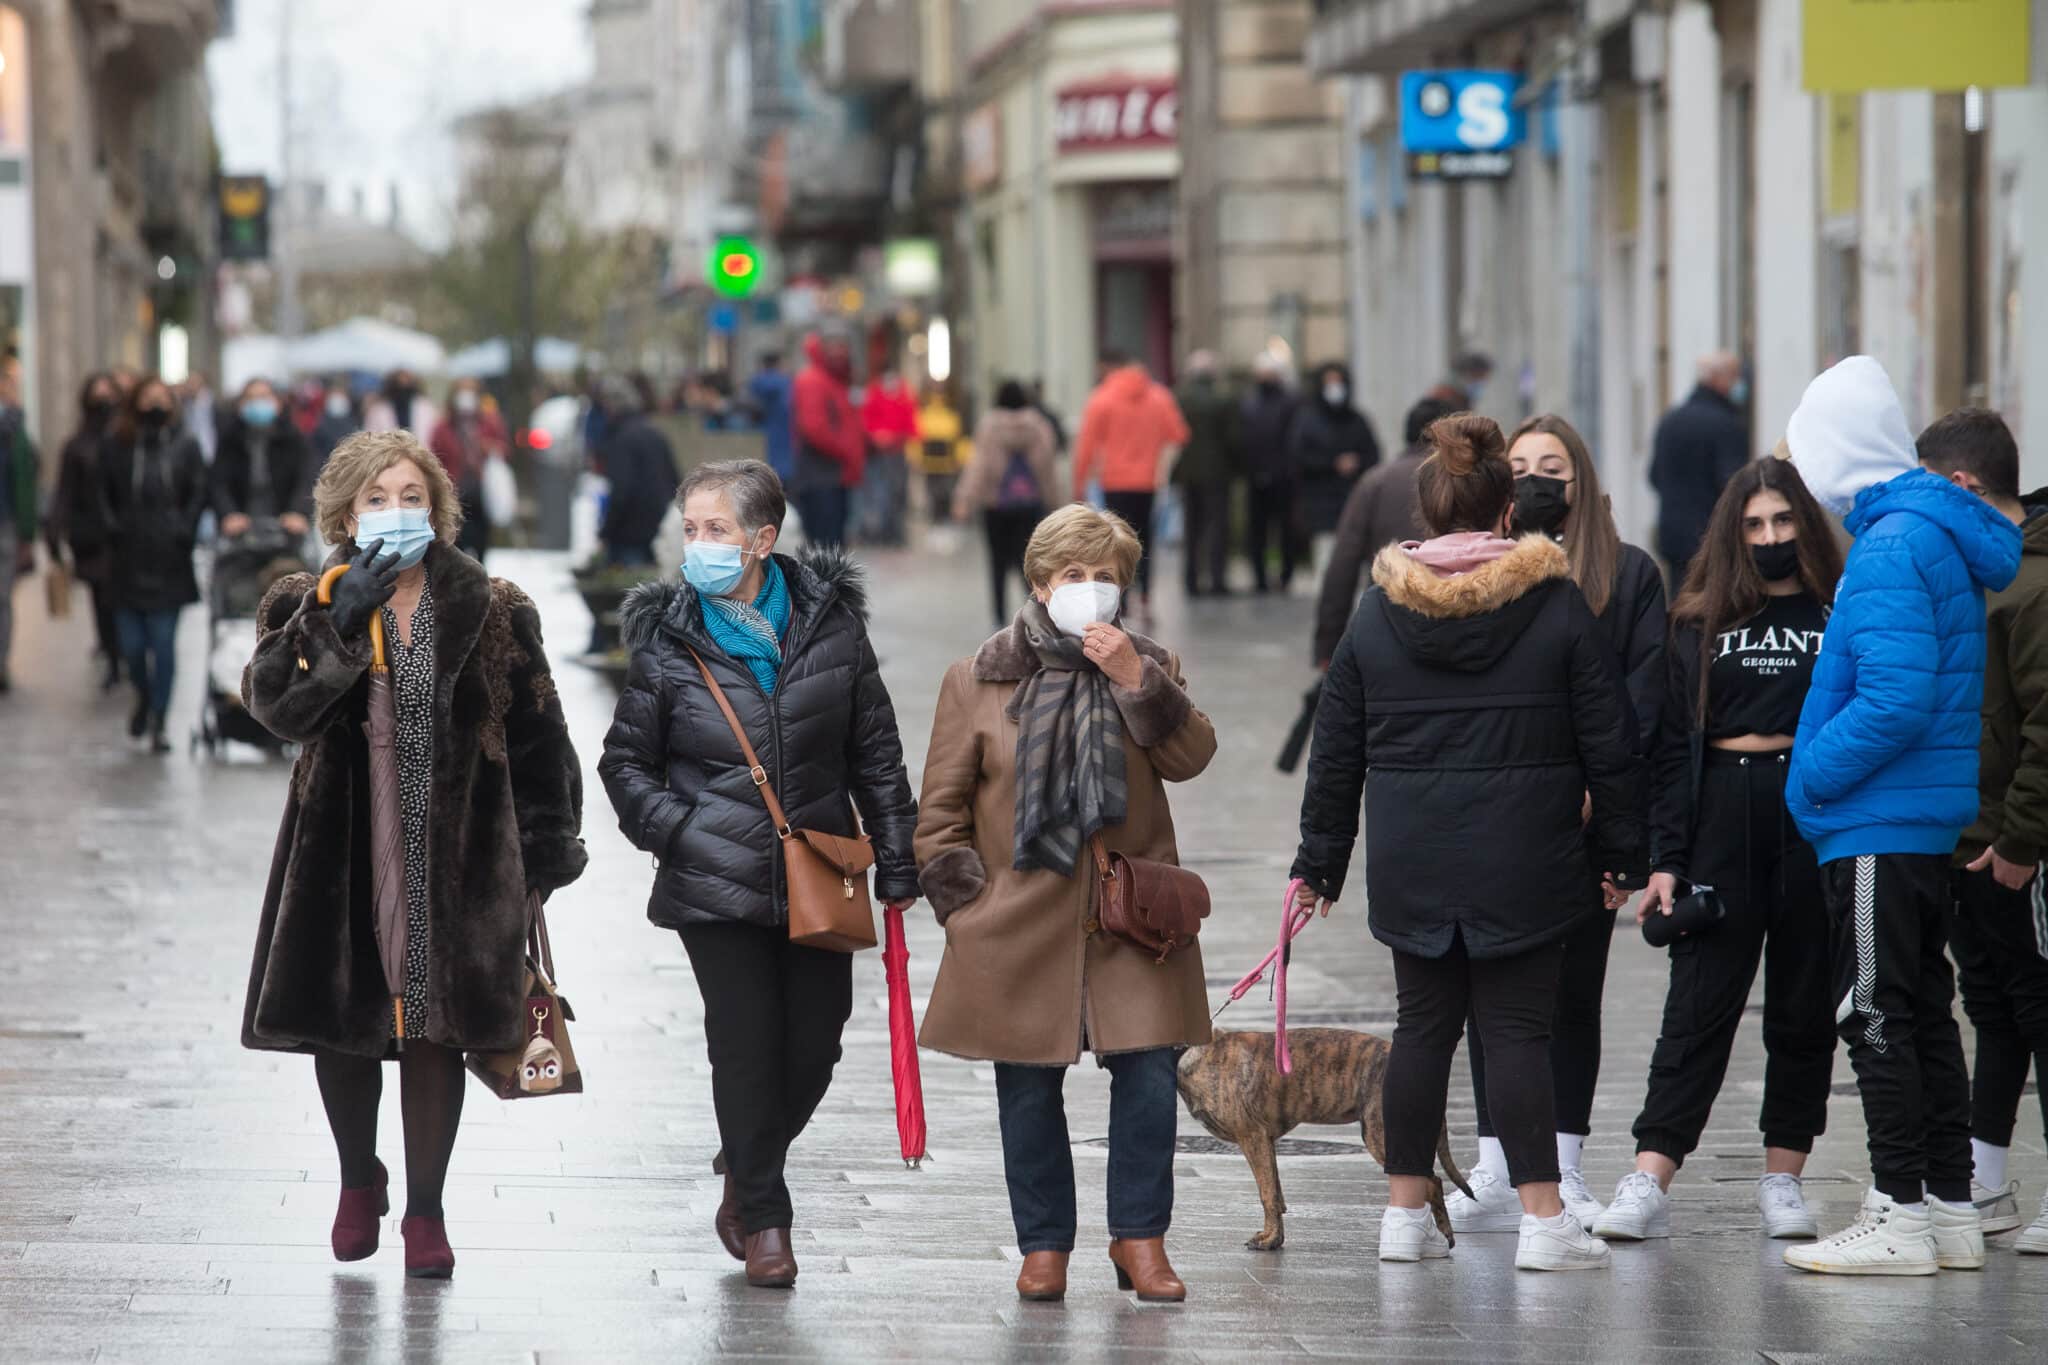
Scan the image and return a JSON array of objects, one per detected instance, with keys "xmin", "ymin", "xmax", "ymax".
[
  {"xmin": 240, "ymin": 397, "xmax": 279, "ymax": 427},
  {"xmin": 682, "ymin": 537, "xmax": 757, "ymax": 597},
  {"xmin": 355, "ymin": 507, "xmax": 435, "ymax": 569},
  {"xmin": 1729, "ymin": 377, "xmax": 1750, "ymax": 407}
]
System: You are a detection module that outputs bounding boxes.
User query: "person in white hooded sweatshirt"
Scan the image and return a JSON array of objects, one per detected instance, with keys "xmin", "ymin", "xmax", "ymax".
[{"xmin": 1780, "ymin": 357, "xmax": 2022, "ymax": 1275}]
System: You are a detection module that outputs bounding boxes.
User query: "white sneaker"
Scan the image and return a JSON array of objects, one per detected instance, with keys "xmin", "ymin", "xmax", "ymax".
[
  {"xmin": 1973, "ymin": 1179, "xmax": 2022, "ymax": 1235},
  {"xmin": 1592, "ymin": 1170, "xmax": 1670, "ymax": 1240},
  {"xmin": 1516, "ymin": 1209, "xmax": 1612, "ymax": 1271},
  {"xmin": 1379, "ymin": 1203, "xmax": 1451, "ymax": 1262},
  {"xmin": 1929, "ymin": 1197, "xmax": 1986, "ymax": 1269},
  {"xmin": 1559, "ymin": 1168, "xmax": 1605, "ymax": 1231},
  {"xmin": 1782, "ymin": 1188, "xmax": 1938, "ymax": 1275},
  {"xmin": 2017, "ymin": 1192, "xmax": 2048, "ymax": 1255},
  {"xmin": 1757, "ymin": 1173, "xmax": 1818, "ymax": 1239},
  {"xmin": 1446, "ymin": 1164, "xmax": 1522, "ymax": 1233}
]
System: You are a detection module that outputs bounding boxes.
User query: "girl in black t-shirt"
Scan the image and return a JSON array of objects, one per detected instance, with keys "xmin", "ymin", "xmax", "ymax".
[{"xmin": 1594, "ymin": 458, "xmax": 1846, "ymax": 1244}]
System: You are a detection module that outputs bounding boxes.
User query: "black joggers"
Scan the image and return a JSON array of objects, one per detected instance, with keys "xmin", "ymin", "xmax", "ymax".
[
  {"xmin": 1631, "ymin": 751, "xmax": 1836, "ymax": 1163},
  {"xmin": 983, "ymin": 505, "xmax": 1043, "ymax": 625},
  {"xmin": 679, "ymin": 921, "xmax": 855, "ymax": 1233},
  {"xmin": 1386, "ymin": 933, "xmax": 1565, "ymax": 1186},
  {"xmin": 1179, "ymin": 480, "xmax": 1231, "ymax": 596},
  {"xmin": 1823, "ymin": 852, "xmax": 1972, "ymax": 1205},
  {"xmin": 1466, "ymin": 897, "xmax": 1611, "ymax": 1143},
  {"xmin": 1101, "ymin": 491, "xmax": 1156, "ymax": 598},
  {"xmin": 1948, "ymin": 866, "xmax": 2048, "ymax": 1147}
]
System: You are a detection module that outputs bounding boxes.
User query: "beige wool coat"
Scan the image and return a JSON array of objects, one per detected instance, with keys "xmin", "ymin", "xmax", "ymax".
[{"xmin": 914, "ymin": 619, "xmax": 1217, "ymax": 1064}]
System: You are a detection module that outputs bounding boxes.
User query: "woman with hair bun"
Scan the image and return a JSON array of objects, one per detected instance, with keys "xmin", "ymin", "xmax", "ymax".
[{"xmin": 1290, "ymin": 414, "xmax": 1645, "ymax": 1273}]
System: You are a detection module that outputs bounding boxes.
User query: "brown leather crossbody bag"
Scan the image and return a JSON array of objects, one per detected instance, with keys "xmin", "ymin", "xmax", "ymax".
[
  {"xmin": 688, "ymin": 648, "xmax": 878, "ymax": 953},
  {"xmin": 1089, "ymin": 836, "xmax": 1210, "ymax": 963}
]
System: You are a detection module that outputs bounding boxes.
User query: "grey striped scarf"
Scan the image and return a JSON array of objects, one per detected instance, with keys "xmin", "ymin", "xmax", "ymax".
[{"xmin": 1009, "ymin": 601, "xmax": 1127, "ymax": 875}]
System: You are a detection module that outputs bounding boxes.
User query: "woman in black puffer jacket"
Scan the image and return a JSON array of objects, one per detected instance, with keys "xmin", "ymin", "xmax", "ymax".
[
  {"xmin": 599, "ymin": 460, "xmax": 918, "ymax": 1289},
  {"xmin": 1289, "ymin": 414, "xmax": 1643, "ymax": 1273}
]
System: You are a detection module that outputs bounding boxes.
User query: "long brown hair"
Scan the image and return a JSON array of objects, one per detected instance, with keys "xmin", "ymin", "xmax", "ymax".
[
  {"xmin": 1507, "ymin": 413, "xmax": 1622, "ymax": 616},
  {"xmin": 1668, "ymin": 458, "xmax": 1844, "ymax": 721},
  {"xmin": 1416, "ymin": 413, "xmax": 1513, "ymax": 533}
]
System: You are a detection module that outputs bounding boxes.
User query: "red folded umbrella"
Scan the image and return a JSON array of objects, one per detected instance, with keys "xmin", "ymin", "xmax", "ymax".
[{"xmin": 881, "ymin": 904, "xmax": 927, "ymax": 1167}]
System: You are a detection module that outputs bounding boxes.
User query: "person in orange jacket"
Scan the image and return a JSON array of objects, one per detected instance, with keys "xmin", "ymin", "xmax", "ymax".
[
  {"xmin": 792, "ymin": 332, "xmax": 866, "ymax": 549},
  {"xmin": 1070, "ymin": 351, "xmax": 1189, "ymax": 607}
]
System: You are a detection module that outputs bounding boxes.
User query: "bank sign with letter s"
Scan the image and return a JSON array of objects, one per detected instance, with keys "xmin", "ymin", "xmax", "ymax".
[{"xmin": 1400, "ymin": 71, "xmax": 1524, "ymax": 180}]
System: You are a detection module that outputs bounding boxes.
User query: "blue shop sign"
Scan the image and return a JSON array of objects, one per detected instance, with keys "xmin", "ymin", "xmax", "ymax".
[{"xmin": 1400, "ymin": 70, "xmax": 1525, "ymax": 180}]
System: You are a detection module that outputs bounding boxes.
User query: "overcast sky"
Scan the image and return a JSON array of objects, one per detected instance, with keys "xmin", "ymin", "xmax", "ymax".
[{"xmin": 207, "ymin": 0, "xmax": 593, "ymax": 246}]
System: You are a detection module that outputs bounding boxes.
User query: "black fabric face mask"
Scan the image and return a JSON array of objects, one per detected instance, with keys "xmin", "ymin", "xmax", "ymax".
[
  {"xmin": 1752, "ymin": 539, "xmax": 1801, "ymax": 582},
  {"xmin": 1513, "ymin": 475, "xmax": 1571, "ymax": 535}
]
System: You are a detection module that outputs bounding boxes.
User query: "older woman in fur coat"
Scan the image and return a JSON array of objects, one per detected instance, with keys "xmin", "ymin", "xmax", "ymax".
[{"xmin": 241, "ymin": 430, "xmax": 586, "ymax": 1280}]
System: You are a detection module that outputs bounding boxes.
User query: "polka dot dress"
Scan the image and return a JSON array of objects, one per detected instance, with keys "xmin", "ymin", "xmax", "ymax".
[{"xmin": 383, "ymin": 582, "xmax": 436, "ymax": 1039}]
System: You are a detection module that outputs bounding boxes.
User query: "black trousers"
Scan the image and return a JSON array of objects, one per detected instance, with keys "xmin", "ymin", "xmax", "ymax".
[
  {"xmin": 1949, "ymin": 866, "xmax": 2048, "ymax": 1147},
  {"xmin": 679, "ymin": 921, "xmax": 854, "ymax": 1233},
  {"xmin": 1823, "ymin": 852, "xmax": 1973, "ymax": 1204},
  {"xmin": 1179, "ymin": 480, "xmax": 1231, "ymax": 595},
  {"xmin": 1386, "ymin": 933, "xmax": 1565, "ymax": 1186},
  {"xmin": 796, "ymin": 484, "xmax": 850, "ymax": 550},
  {"xmin": 1468, "ymin": 899, "xmax": 1612, "ymax": 1142},
  {"xmin": 983, "ymin": 505, "xmax": 1043, "ymax": 625},
  {"xmin": 1101, "ymin": 491, "xmax": 1156, "ymax": 598},
  {"xmin": 1245, "ymin": 482, "xmax": 1296, "ymax": 592},
  {"xmin": 1631, "ymin": 752, "xmax": 1836, "ymax": 1163}
]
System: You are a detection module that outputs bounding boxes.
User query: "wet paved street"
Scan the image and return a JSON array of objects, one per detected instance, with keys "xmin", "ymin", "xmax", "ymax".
[{"xmin": 3, "ymin": 537, "xmax": 2045, "ymax": 1363}]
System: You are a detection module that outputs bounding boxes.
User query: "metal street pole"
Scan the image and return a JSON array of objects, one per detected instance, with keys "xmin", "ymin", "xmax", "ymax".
[{"xmin": 275, "ymin": 0, "xmax": 302, "ymax": 342}]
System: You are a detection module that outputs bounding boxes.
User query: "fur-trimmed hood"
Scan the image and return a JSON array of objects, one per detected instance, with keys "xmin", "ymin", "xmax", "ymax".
[
  {"xmin": 619, "ymin": 545, "xmax": 869, "ymax": 655},
  {"xmin": 1370, "ymin": 534, "xmax": 1570, "ymax": 673},
  {"xmin": 971, "ymin": 611, "xmax": 1174, "ymax": 683}
]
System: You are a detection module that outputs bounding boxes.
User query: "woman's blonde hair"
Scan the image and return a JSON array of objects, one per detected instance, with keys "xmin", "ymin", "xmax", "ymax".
[
  {"xmin": 1023, "ymin": 503, "xmax": 1142, "ymax": 591},
  {"xmin": 313, "ymin": 430, "xmax": 464, "ymax": 547}
]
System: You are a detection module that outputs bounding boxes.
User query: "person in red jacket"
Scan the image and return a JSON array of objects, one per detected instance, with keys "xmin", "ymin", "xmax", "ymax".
[
  {"xmin": 792, "ymin": 332, "xmax": 866, "ymax": 548},
  {"xmin": 858, "ymin": 369, "xmax": 920, "ymax": 546},
  {"xmin": 1071, "ymin": 350, "xmax": 1189, "ymax": 608}
]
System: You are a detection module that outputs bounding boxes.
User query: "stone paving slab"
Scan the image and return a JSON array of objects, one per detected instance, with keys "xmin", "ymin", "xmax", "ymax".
[{"xmin": 2, "ymin": 542, "xmax": 2044, "ymax": 1362}]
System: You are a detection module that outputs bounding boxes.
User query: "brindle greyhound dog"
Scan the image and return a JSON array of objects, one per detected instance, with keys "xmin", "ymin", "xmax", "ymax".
[{"xmin": 1177, "ymin": 1027, "xmax": 1472, "ymax": 1251}]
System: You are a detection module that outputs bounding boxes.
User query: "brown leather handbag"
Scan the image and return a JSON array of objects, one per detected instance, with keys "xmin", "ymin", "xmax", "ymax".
[
  {"xmin": 1090, "ymin": 836, "xmax": 1210, "ymax": 963},
  {"xmin": 466, "ymin": 893, "xmax": 583, "ymax": 1099},
  {"xmin": 688, "ymin": 649, "xmax": 879, "ymax": 953}
]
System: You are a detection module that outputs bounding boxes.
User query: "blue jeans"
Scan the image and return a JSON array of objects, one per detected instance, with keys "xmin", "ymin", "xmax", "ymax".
[
  {"xmin": 795, "ymin": 484, "xmax": 849, "ymax": 550},
  {"xmin": 116, "ymin": 607, "xmax": 180, "ymax": 717},
  {"xmin": 994, "ymin": 1047, "xmax": 1178, "ymax": 1253}
]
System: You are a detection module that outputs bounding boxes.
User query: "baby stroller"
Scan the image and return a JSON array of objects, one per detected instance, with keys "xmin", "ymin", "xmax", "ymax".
[{"xmin": 195, "ymin": 519, "xmax": 312, "ymax": 758}]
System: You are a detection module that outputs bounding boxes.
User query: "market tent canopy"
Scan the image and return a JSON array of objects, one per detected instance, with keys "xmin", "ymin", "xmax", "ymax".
[
  {"xmin": 286, "ymin": 318, "xmax": 447, "ymax": 376},
  {"xmin": 446, "ymin": 336, "xmax": 588, "ymax": 379}
]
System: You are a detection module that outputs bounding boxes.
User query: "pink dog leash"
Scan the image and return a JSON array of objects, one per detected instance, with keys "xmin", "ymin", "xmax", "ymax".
[{"xmin": 1215, "ymin": 878, "xmax": 1317, "ymax": 1075}]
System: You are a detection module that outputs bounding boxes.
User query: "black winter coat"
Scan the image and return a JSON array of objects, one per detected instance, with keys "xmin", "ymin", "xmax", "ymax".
[
  {"xmin": 48, "ymin": 425, "xmax": 113, "ymax": 581},
  {"xmin": 1593, "ymin": 542, "xmax": 1668, "ymax": 756},
  {"xmin": 600, "ymin": 548, "xmax": 920, "ymax": 929},
  {"xmin": 1292, "ymin": 535, "xmax": 1645, "ymax": 959},
  {"xmin": 598, "ymin": 415, "xmax": 680, "ymax": 551},
  {"xmin": 1649, "ymin": 386, "xmax": 1748, "ymax": 573},
  {"xmin": 1240, "ymin": 382, "xmax": 1298, "ymax": 489},
  {"xmin": 100, "ymin": 430, "xmax": 207, "ymax": 612},
  {"xmin": 1287, "ymin": 397, "xmax": 1380, "ymax": 534},
  {"xmin": 212, "ymin": 418, "xmax": 315, "ymax": 522}
]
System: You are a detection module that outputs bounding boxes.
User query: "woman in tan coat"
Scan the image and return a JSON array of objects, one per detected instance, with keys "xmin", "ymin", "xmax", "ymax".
[
  {"xmin": 915, "ymin": 503, "xmax": 1215, "ymax": 1305},
  {"xmin": 952, "ymin": 378, "xmax": 1060, "ymax": 627}
]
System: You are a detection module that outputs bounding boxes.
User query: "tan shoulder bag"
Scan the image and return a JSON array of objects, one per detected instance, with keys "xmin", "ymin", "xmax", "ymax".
[{"xmin": 687, "ymin": 648, "xmax": 878, "ymax": 953}]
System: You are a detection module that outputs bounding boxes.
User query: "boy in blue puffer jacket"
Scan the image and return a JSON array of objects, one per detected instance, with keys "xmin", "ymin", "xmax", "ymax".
[{"xmin": 1782, "ymin": 357, "xmax": 2023, "ymax": 1276}]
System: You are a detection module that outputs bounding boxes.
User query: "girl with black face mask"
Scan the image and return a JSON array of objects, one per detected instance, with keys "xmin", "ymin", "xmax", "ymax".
[
  {"xmin": 1449, "ymin": 414, "xmax": 1668, "ymax": 1236},
  {"xmin": 1592, "ymin": 457, "xmax": 1846, "ymax": 1244}
]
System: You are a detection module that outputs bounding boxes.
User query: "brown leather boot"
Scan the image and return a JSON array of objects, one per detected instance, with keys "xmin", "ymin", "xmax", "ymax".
[
  {"xmin": 1108, "ymin": 1237, "xmax": 1186, "ymax": 1302},
  {"xmin": 715, "ymin": 1171, "xmax": 745, "ymax": 1261},
  {"xmin": 1015, "ymin": 1250, "xmax": 1069, "ymax": 1301},
  {"xmin": 744, "ymin": 1228, "xmax": 798, "ymax": 1288}
]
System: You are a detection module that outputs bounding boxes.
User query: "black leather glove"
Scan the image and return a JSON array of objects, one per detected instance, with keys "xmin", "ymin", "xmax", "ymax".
[{"xmin": 328, "ymin": 539, "xmax": 402, "ymax": 639}]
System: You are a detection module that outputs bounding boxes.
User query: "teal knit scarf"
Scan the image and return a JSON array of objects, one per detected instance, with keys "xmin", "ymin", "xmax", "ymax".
[{"xmin": 700, "ymin": 558, "xmax": 792, "ymax": 695}]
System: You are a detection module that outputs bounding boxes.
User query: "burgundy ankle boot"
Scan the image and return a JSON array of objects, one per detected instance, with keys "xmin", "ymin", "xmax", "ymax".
[
  {"xmin": 401, "ymin": 1216, "xmax": 456, "ymax": 1280},
  {"xmin": 331, "ymin": 1160, "xmax": 389, "ymax": 1262}
]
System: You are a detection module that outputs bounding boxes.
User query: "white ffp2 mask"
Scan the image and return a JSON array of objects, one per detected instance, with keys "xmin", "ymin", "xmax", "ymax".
[{"xmin": 1046, "ymin": 581, "xmax": 1121, "ymax": 638}]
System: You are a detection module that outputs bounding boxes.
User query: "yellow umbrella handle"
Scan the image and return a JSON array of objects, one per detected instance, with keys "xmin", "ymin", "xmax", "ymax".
[{"xmin": 316, "ymin": 564, "xmax": 389, "ymax": 672}]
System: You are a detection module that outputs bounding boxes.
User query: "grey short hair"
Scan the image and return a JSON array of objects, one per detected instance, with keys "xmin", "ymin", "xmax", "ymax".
[{"xmin": 678, "ymin": 459, "xmax": 787, "ymax": 534}]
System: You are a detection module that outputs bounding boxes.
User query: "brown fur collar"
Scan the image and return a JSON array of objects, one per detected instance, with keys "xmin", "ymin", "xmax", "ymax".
[
  {"xmin": 971, "ymin": 613, "xmax": 1173, "ymax": 683},
  {"xmin": 1370, "ymin": 535, "xmax": 1568, "ymax": 620}
]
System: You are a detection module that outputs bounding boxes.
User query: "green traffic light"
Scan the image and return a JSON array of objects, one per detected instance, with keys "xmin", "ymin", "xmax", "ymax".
[{"xmin": 710, "ymin": 236, "xmax": 760, "ymax": 299}]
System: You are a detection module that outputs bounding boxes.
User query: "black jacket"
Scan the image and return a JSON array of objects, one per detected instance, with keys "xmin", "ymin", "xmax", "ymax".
[
  {"xmin": 599, "ymin": 548, "xmax": 919, "ymax": 929},
  {"xmin": 1596, "ymin": 543, "xmax": 1668, "ymax": 757},
  {"xmin": 1240, "ymin": 382, "xmax": 1298, "ymax": 489},
  {"xmin": 1649, "ymin": 386, "xmax": 1748, "ymax": 572},
  {"xmin": 1287, "ymin": 395, "xmax": 1380, "ymax": 534},
  {"xmin": 101, "ymin": 430, "xmax": 208, "ymax": 612},
  {"xmin": 211, "ymin": 418, "xmax": 315, "ymax": 522},
  {"xmin": 1292, "ymin": 536, "xmax": 1644, "ymax": 959},
  {"xmin": 48, "ymin": 423, "xmax": 114, "ymax": 580},
  {"xmin": 598, "ymin": 415, "xmax": 680, "ymax": 551},
  {"xmin": 1170, "ymin": 376, "xmax": 1240, "ymax": 487}
]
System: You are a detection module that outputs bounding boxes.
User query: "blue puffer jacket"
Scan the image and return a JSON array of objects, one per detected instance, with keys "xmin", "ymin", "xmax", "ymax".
[{"xmin": 1789, "ymin": 468, "xmax": 2022, "ymax": 863}]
